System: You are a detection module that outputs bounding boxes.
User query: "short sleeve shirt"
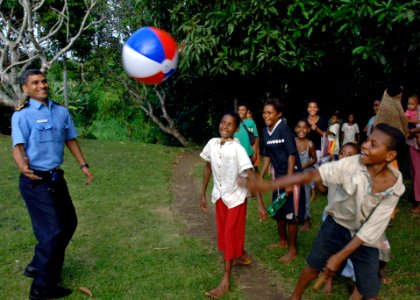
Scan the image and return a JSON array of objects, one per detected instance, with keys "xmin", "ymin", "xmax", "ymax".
[
  {"xmin": 234, "ymin": 123, "xmax": 254, "ymax": 156},
  {"xmin": 243, "ymin": 119, "xmax": 259, "ymax": 137},
  {"xmin": 366, "ymin": 116, "xmax": 376, "ymax": 136},
  {"xmin": 341, "ymin": 123, "xmax": 360, "ymax": 144},
  {"xmin": 200, "ymin": 138, "xmax": 253, "ymax": 208},
  {"xmin": 262, "ymin": 119, "xmax": 301, "ymax": 177},
  {"xmin": 11, "ymin": 99, "xmax": 79, "ymax": 171},
  {"xmin": 319, "ymin": 155, "xmax": 405, "ymax": 248},
  {"xmin": 234, "ymin": 119, "xmax": 259, "ymax": 156}
]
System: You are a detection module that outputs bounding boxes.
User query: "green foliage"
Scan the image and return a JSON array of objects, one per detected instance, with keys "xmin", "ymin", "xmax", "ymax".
[{"xmin": 172, "ymin": 0, "xmax": 419, "ymax": 76}]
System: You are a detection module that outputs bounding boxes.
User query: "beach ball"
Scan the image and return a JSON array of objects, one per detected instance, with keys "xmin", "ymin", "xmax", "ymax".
[{"xmin": 122, "ymin": 27, "xmax": 178, "ymax": 84}]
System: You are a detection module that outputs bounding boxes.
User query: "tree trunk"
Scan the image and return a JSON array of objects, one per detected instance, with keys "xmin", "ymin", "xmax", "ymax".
[{"xmin": 63, "ymin": 59, "xmax": 69, "ymax": 107}]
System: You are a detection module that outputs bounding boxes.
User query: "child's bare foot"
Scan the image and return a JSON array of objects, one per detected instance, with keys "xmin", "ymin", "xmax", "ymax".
[
  {"xmin": 310, "ymin": 189, "xmax": 317, "ymax": 202},
  {"xmin": 302, "ymin": 219, "xmax": 312, "ymax": 232},
  {"xmin": 205, "ymin": 282, "xmax": 229, "ymax": 299},
  {"xmin": 233, "ymin": 254, "xmax": 252, "ymax": 266},
  {"xmin": 381, "ymin": 275, "xmax": 392, "ymax": 284},
  {"xmin": 269, "ymin": 241, "xmax": 288, "ymax": 248},
  {"xmin": 379, "ymin": 268, "xmax": 392, "ymax": 284},
  {"xmin": 279, "ymin": 250, "xmax": 297, "ymax": 263},
  {"xmin": 411, "ymin": 206, "xmax": 420, "ymax": 214},
  {"xmin": 323, "ymin": 277, "xmax": 333, "ymax": 295},
  {"xmin": 349, "ymin": 286, "xmax": 363, "ymax": 300}
]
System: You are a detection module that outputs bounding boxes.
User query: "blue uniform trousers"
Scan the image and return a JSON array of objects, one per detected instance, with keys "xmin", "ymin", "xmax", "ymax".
[{"xmin": 19, "ymin": 169, "xmax": 77, "ymax": 288}]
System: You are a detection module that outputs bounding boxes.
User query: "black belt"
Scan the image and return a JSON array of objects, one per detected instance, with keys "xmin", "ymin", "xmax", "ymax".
[{"xmin": 33, "ymin": 168, "xmax": 60, "ymax": 176}]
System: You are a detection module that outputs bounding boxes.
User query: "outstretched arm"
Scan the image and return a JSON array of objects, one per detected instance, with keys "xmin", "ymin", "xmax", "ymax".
[
  {"xmin": 65, "ymin": 139, "xmax": 93, "ymax": 185},
  {"xmin": 246, "ymin": 168, "xmax": 322, "ymax": 193},
  {"xmin": 200, "ymin": 161, "xmax": 212, "ymax": 212}
]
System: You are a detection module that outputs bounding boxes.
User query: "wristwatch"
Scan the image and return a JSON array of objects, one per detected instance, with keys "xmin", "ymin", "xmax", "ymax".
[{"xmin": 80, "ymin": 163, "xmax": 90, "ymax": 169}]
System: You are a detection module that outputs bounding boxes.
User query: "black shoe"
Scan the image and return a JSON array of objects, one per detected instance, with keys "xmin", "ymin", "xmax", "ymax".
[
  {"xmin": 24, "ymin": 265, "xmax": 37, "ymax": 278},
  {"xmin": 29, "ymin": 286, "xmax": 72, "ymax": 300}
]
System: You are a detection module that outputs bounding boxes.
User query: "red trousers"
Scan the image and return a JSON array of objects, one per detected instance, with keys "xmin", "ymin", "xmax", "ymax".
[{"xmin": 216, "ymin": 199, "xmax": 247, "ymax": 260}]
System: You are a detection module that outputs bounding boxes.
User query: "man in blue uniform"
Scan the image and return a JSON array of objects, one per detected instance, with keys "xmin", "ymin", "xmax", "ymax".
[{"xmin": 11, "ymin": 69, "xmax": 93, "ymax": 299}]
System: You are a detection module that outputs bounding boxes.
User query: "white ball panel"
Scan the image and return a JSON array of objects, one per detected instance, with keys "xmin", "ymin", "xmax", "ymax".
[{"xmin": 122, "ymin": 45, "xmax": 163, "ymax": 77}]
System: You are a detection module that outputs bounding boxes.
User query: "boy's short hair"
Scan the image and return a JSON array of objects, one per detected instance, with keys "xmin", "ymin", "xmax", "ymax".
[
  {"xmin": 306, "ymin": 99, "xmax": 319, "ymax": 108},
  {"xmin": 373, "ymin": 123, "xmax": 406, "ymax": 157},
  {"xmin": 238, "ymin": 103, "xmax": 250, "ymax": 110},
  {"xmin": 342, "ymin": 142, "xmax": 361, "ymax": 154},
  {"xmin": 295, "ymin": 119, "xmax": 310, "ymax": 128},
  {"xmin": 331, "ymin": 112, "xmax": 340, "ymax": 119},
  {"xmin": 222, "ymin": 111, "xmax": 241, "ymax": 129},
  {"xmin": 19, "ymin": 69, "xmax": 44, "ymax": 86},
  {"xmin": 265, "ymin": 98, "xmax": 285, "ymax": 113}
]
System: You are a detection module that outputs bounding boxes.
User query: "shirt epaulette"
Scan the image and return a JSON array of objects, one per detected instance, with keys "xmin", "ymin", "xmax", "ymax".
[{"xmin": 15, "ymin": 101, "xmax": 29, "ymax": 111}]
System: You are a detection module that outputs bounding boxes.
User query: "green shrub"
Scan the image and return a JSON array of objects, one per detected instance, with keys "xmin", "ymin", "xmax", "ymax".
[{"xmin": 90, "ymin": 119, "xmax": 128, "ymax": 141}]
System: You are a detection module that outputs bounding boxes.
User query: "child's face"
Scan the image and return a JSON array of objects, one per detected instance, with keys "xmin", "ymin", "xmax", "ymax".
[
  {"xmin": 331, "ymin": 115, "xmax": 339, "ymax": 124},
  {"xmin": 307, "ymin": 102, "xmax": 319, "ymax": 116},
  {"xmin": 263, "ymin": 104, "xmax": 282, "ymax": 128},
  {"xmin": 348, "ymin": 114, "xmax": 354, "ymax": 123},
  {"xmin": 360, "ymin": 129, "xmax": 393, "ymax": 166},
  {"xmin": 339, "ymin": 145, "xmax": 358, "ymax": 160},
  {"xmin": 373, "ymin": 100, "xmax": 380, "ymax": 114},
  {"xmin": 295, "ymin": 121, "xmax": 309, "ymax": 138},
  {"xmin": 219, "ymin": 115, "xmax": 238, "ymax": 139},
  {"xmin": 407, "ymin": 97, "xmax": 418, "ymax": 111},
  {"xmin": 237, "ymin": 106, "xmax": 248, "ymax": 120}
]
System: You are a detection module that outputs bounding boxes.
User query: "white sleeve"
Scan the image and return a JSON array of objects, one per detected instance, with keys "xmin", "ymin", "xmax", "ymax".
[
  {"xmin": 200, "ymin": 138, "xmax": 215, "ymax": 162},
  {"xmin": 236, "ymin": 143, "xmax": 253, "ymax": 175},
  {"xmin": 356, "ymin": 196, "xmax": 399, "ymax": 245},
  {"xmin": 318, "ymin": 159, "xmax": 345, "ymax": 187}
]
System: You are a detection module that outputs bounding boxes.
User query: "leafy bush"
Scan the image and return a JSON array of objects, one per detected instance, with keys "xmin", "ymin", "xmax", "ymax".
[{"xmin": 89, "ymin": 119, "xmax": 128, "ymax": 141}]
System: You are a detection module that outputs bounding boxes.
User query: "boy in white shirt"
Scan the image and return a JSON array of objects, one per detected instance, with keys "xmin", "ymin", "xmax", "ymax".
[
  {"xmin": 200, "ymin": 112, "xmax": 266, "ymax": 299},
  {"xmin": 245, "ymin": 123, "xmax": 405, "ymax": 300}
]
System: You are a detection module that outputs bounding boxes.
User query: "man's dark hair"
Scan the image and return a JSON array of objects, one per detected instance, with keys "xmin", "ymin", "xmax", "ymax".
[
  {"xmin": 373, "ymin": 123, "xmax": 406, "ymax": 157},
  {"xmin": 222, "ymin": 111, "xmax": 241, "ymax": 129},
  {"xmin": 265, "ymin": 98, "xmax": 285, "ymax": 113},
  {"xmin": 19, "ymin": 69, "xmax": 44, "ymax": 86}
]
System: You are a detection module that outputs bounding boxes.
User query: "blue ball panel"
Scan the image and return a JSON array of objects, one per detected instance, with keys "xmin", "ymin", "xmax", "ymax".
[{"xmin": 126, "ymin": 27, "xmax": 165, "ymax": 63}]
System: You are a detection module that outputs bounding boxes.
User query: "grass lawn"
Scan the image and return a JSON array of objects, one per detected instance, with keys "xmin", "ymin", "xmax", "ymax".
[
  {"xmin": 0, "ymin": 135, "xmax": 243, "ymax": 300},
  {"xmin": 1, "ymin": 134, "xmax": 419, "ymax": 299}
]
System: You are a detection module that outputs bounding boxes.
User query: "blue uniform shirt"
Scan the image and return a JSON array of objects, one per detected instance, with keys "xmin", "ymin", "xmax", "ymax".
[{"xmin": 12, "ymin": 99, "xmax": 79, "ymax": 171}]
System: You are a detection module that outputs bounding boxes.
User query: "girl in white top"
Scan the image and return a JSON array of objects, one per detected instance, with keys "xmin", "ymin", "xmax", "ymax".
[{"xmin": 341, "ymin": 113, "xmax": 360, "ymax": 145}]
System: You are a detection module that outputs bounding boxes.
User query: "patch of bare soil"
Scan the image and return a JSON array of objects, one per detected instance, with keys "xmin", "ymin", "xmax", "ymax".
[{"xmin": 171, "ymin": 150, "xmax": 288, "ymax": 300}]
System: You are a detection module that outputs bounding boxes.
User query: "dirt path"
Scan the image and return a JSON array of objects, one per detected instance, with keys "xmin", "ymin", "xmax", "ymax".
[{"xmin": 171, "ymin": 150, "xmax": 288, "ymax": 300}]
